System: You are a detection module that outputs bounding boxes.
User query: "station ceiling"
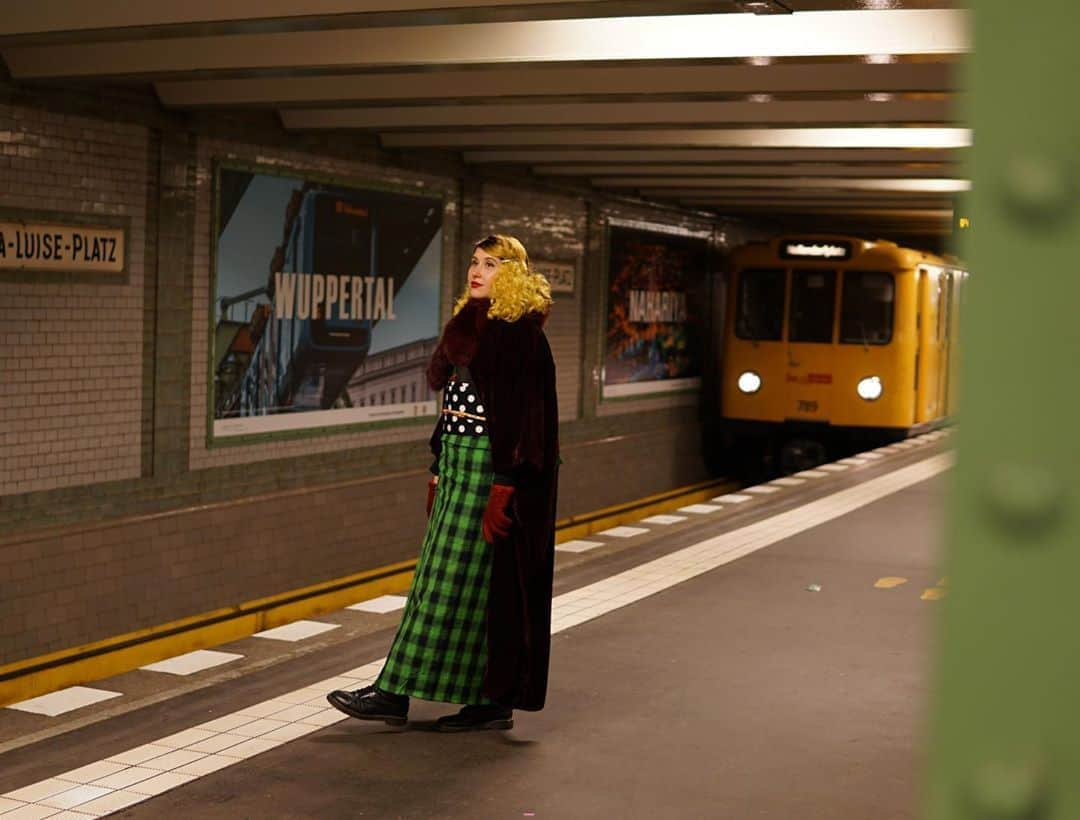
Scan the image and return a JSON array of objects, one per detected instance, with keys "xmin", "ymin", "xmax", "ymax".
[{"xmin": 0, "ymin": 1, "xmax": 968, "ymax": 245}]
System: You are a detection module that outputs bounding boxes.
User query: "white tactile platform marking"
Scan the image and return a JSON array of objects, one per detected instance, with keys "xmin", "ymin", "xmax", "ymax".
[
  {"xmin": 597, "ymin": 525, "xmax": 650, "ymax": 538},
  {"xmin": 139, "ymin": 650, "xmax": 243, "ymax": 676},
  {"xmin": 838, "ymin": 457, "xmax": 870, "ymax": 466},
  {"xmin": 713, "ymin": 493, "xmax": 752, "ymax": 503},
  {"xmin": 677, "ymin": 503, "xmax": 723, "ymax": 514},
  {"xmin": 795, "ymin": 470, "xmax": 828, "ymax": 478},
  {"xmin": 1, "ymin": 446, "xmax": 956, "ymax": 817},
  {"xmin": 555, "ymin": 539, "xmax": 606, "ymax": 553},
  {"xmin": 769, "ymin": 477, "xmax": 806, "ymax": 487},
  {"xmin": 252, "ymin": 620, "xmax": 340, "ymax": 642},
  {"xmin": 7, "ymin": 687, "xmax": 122, "ymax": 717},
  {"xmin": 640, "ymin": 514, "xmax": 688, "ymax": 525},
  {"xmin": 744, "ymin": 485, "xmax": 781, "ymax": 495},
  {"xmin": 346, "ymin": 595, "xmax": 408, "ymax": 614},
  {"xmin": 818, "ymin": 463, "xmax": 849, "ymax": 473}
]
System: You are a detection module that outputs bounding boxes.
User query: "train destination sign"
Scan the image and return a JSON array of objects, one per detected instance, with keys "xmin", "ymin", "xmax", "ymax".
[
  {"xmin": 780, "ymin": 240, "xmax": 853, "ymax": 261},
  {"xmin": 0, "ymin": 221, "xmax": 125, "ymax": 273}
]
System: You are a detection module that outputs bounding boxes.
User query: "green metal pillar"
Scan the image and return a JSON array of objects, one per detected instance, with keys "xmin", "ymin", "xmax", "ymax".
[{"xmin": 927, "ymin": 2, "xmax": 1080, "ymax": 819}]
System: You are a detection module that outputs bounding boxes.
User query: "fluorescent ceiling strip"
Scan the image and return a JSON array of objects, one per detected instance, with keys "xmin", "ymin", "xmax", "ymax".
[
  {"xmin": 381, "ymin": 128, "xmax": 973, "ymax": 149},
  {"xmin": 606, "ymin": 177, "xmax": 971, "ymax": 192}
]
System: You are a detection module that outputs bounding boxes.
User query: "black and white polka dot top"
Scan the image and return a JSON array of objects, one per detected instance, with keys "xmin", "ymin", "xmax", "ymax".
[{"xmin": 441, "ymin": 377, "xmax": 487, "ymax": 438}]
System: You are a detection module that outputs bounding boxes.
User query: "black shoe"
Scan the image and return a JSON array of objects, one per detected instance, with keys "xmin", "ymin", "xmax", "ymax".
[
  {"xmin": 327, "ymin": 685, "xmax": 409, "ymax": 725},
  {"xmin": 435, "ymin": 703, "xmax": 513, "ymax": 732}
]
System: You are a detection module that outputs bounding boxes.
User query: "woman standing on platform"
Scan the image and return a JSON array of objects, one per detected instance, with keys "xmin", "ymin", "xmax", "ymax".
[{"xmin": 328, "ymin": 234, "xmax": 559, "ymax": 732}]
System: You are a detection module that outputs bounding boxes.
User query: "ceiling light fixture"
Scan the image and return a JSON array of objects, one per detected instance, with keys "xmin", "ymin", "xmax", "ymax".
[{"xmin": 737, "ymin": 0, "xmax": 793, "ymax": 13}]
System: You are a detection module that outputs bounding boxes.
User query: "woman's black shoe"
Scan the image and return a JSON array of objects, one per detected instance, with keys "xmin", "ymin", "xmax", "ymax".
[
  {"xmin": 435, "ymin": 703, "xmax": 513, "ymax": 732},
  {"xmin": 327, "ymin": 684, "xmax": 408, "ymax": 725}
]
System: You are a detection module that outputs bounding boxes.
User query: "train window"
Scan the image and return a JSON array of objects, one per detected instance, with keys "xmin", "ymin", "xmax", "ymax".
[
  {"xmin": 840, "ymin": 271, "xmax": 894, "ymax": 345},
  {"xmin": 789, "ymin": 269, "xmax": 836, "ymax": 343},
  {"xmin": 734, "ymin": 268, "xmax": 785, "ymax": 341}
]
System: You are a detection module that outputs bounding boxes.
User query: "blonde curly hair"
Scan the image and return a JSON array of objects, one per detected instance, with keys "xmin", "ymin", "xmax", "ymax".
[{"xmin": 453, "ymin": 234, "xmax": 552, "ymax": 321}]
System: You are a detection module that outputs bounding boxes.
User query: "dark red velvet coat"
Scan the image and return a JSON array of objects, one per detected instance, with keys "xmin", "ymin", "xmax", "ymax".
[{"xmin": 427, "ymin": 298, "xmax": 559, "ymax": 710}]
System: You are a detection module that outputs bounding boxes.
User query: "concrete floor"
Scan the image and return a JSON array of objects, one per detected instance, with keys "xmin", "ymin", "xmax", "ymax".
[{"xmin": 90, "ymin": 475, "xmax": 943, "ymax": 819}]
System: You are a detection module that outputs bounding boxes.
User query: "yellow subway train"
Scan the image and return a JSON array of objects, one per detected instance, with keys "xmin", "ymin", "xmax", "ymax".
[{"xmin": 719, "ymin": 235, "xmax": 967, "ymax": 475}]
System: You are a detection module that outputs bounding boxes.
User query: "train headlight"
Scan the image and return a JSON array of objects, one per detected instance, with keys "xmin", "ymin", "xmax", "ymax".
[
  {"xmin": 738, "ymin": 371, "xmax": 762, "ymax": 394},
  {"xmin": 857, "ymin": 376, "xmax": 883, "ymax": 401}
]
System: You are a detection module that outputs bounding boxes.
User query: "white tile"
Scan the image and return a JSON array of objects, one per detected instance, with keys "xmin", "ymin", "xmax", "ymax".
[
  {"xmin": 859, "ymin": 451, "xmax": 885, "ymax": 460},
  {"xmin": 0, "ymin": 804, "xmax": 62, "ymax": 819},
  {"xmin": 105, "ymin": 744, "xmax": 173, "ymax": 766},
  {"xmin": 39, "ymin": 785, "xmax": 112, "ymax": 810},
  {"xmin": 140, "ymin": 749, "xmax": 205, "ymax": 772},
  {"xmin": 555, "ymin": 539, "xmax": 605, "ymax": 553},
  {"xmin": 174, "ymin": 755, "xmax": 236, "ymax": 777},
  {"xmin": 51, "ymin": 812, "xmax": 101, "ymax": 820},
  {"xmin": 770, "ymin": 477, "xmax": 806, "ymax": 487},
  {"xmin": 156, "ymin": 728, "xmax": 218, "ymax": 749},
  {"xmin": 197, "ymin": 713, "xmax": 254, "ymax": 733},
  {"xmin": 261, "ymin": 723, "xmax": 318, "ymax": 743},
  {"xmin": 267, "ymin": 704, "xmax": 323, "ymax": 723},
  {"xmin": 640, "ymin": 514, "xmax": 687, "ymax": 525},
  {"xmin": 7, "ymin": 686, "xmax": 122, "ymax": 717},
  {"xmin": 139, "ymin": 650, "xmax": 243, "ymax": 676},
  {"xmin": 90, "ymin": 766, "xmax": 161, "ymax": 790},
  {"xmin": 229, "ymin": 718, "xmax": 288, "ymax": 738},
  {"xmin": 597, "ymin": 526, "xmax": 649, "ymax": 538},
  {"xmin": 126, "ymin": 772, "xmax": 196, "ymax": 797},
  {"xmin": 74, "ymin": 790, "xmax": 147, "ymax": 816},
  {"xmin": 216, "ymin": 737, "xmax": 284, "ymax": 760},
  {"xmin": 744, "ymin": 485, "xmax": 781, "ymax": 494},
  {"xmin": 713, "ymin": 493, "xmax": 752, "ymax": 503},
  {"xmin": 237, "ymin": 699, "xmax": 297, "ymax": 719},
  {"xmin": 185, "ymin": 734, "xmax": 247, "ymax": 755},
  {"xmin": 55, "ymin": 760, "xmax": 128, "ymax": 785},
  {"xmin": 346, "ymin": 595, "xmax": 408, "ymax": 614},
  {"xmin": 819, "ymin": 463, "xmax": 849, "ymax": 472},
  {"xmin": 795, "ymin": 469, "xmax": 828, "ymax": 478},
  {"xmin": 6, "ymin": 778, "xmax": 84, "ymax": 803},
  {"xmin": 252, "ymin": 620, "xmax": 340, "ymax": 642},
  {"xmin": 339, "ymin": 663, "xmax": 382, "ymax": 679},
  {"xmin": 296, "ymin": 708, "xmax": 349, "ymax": 728},
  {"xmin": 0, "ymin": 797, "xmax": 24, "ymax": 813},
  {"xmin": 677, "ymin": 504, "xmax": 723, "ymax": 514},
  {"xmin": 838, "ymin": 457, "xmax": 869, "ymax": 466}
]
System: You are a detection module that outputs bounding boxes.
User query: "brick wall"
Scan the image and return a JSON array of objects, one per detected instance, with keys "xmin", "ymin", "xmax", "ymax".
[{"xmin": 0, "ymin": 103, "xmax": 150, "ymax": 496}]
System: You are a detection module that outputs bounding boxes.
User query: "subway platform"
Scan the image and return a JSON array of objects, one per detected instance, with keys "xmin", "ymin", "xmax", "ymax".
[{"xmin": 0, "ymin": 431, "xmax": 953, "ymax": 819}]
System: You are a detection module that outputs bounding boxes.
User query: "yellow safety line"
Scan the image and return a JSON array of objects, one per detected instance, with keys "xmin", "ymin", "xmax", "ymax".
[{"xmin": 0, "ymin": 477, "xmax": 736, "ymax": 708}]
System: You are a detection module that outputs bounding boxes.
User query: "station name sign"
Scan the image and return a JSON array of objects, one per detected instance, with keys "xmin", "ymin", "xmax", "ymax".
[
  {"xmin": 780, "ymin": 240, "xmax": 853, "ymax": 261},
  {"xmin": 0, "ymin": 220, "xmax": 125, "ymax": 274}
]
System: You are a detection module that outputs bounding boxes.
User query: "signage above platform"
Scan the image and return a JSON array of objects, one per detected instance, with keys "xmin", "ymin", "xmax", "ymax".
[
  {"xmin": 0, "ymin": 220, "xmax": 125, "ymax": 274},
  {"xmin": 780, "ymin": 240, "xmax": 853, "ymax": 261},
  {"xmin": 531, "ymin": 259, "xmax": 575, "ymax": 294}
]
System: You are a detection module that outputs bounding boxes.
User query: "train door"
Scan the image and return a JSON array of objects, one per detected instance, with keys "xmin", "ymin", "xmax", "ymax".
[
  {"xmin": 914, "ymin": 265, "xmax": 943, "ymax": 424},
  {"xmin": 783, "ymin": 266, "xmax": 837, "ymax": 428},
  {"xmin": 937, "ymin": 271, "xmax": 955, "ymax": 414}
]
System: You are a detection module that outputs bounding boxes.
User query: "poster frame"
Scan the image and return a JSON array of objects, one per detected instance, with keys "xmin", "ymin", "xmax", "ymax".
[
  {"xmin": 597, "ymin": 217, "xmax": 713, "ymax": 404},
  {"xmin": 205, "ymin": 158, "xmax": 448, "ymax": 448}
]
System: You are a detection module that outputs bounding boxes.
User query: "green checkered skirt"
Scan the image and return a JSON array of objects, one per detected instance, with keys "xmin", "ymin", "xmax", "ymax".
[{"xmin": 375, "ymin": 433, "xmax": 495, "ymax": 704}]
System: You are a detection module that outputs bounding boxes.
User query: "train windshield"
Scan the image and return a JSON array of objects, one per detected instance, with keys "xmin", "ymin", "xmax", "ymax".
[
  {"xmin": 789, "ymin": 269, "xmax": 836, "ymax": 343},
  {"xmin": 840, "ymin": 271, "xmax": 894, "ymax": 345},
  {"xmin": 735, "ymin": 268, "xmax": 785, "ymax": 341}
]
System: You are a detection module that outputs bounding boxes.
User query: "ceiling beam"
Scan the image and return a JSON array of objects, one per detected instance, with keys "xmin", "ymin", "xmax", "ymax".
[
  {"xmin": 535, "ymin": 163, "xmax": 958, "ymax": 177},
  {"xmin": 0, "ymin": 1, "xmax": 740, "ymax": 41},
  {"xmin": 1, "ymin": 9, "xmax": 968, "ymax": 79},
  {"xmin": 281, "ymin": 98, "xmax": 955, "ymax": 130},
  {"xmin": 382, "ymin": 127, "xmax": 972, "ymax": 148},
  {"xmin": 602, "ymin": 176, "xmax": 969, "ymax": 191},
  {"xmin": 464, "ymin": 147, "xmax": 962, "ymax": 164},
  {"xmin": 155, "ymin": 61, "xmax": 954, "ymax": 107}
]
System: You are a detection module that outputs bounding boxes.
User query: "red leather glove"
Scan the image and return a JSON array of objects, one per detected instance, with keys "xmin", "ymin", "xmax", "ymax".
[
  {"xmin": 482, "ymin": 484, "xmax": 515, "ymax": 543},
  {"xmin": 426, "ymin": 477, "xmax": 438, "ymax": 518}
]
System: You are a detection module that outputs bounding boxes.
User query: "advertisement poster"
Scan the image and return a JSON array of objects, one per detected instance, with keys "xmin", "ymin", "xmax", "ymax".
[
  {"xmin": 603, "ymin": 224, "xmax": 708, "ymax": 398},
  {"xmin": 211, "ymin": 165, "xmax": 443, "ymax": 438}
]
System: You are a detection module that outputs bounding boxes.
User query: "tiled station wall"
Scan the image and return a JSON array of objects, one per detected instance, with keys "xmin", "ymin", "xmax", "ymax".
[{"xmin": 0, "ymin": 86, "xmax": 762, "ymax": 666}]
